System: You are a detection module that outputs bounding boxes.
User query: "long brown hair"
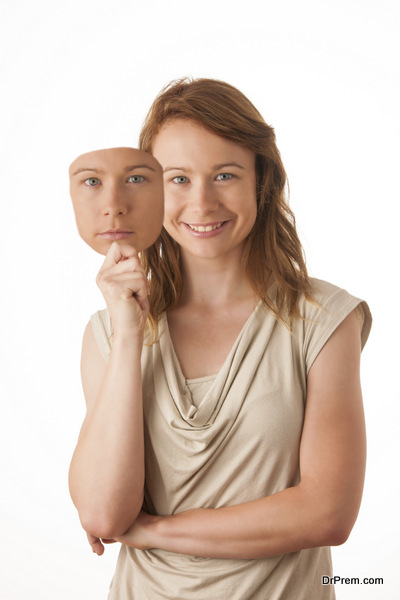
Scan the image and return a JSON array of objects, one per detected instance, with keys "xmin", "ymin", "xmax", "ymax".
[{"xmin": 139, "ymin": 77, "xmax": 313, "ymax": 338}]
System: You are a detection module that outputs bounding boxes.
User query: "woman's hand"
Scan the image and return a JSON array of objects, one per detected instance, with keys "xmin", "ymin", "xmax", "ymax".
[
  {"xmin": 86, "ymin": 532, "xmax": 117, "ymax": 556},
  {"xmin": 96, "ymin": 241, "xmax": 149, "ymax": 337},
  {"xmin": 86, "ymin": 511, "xmax": 159, "ymax": 555}
]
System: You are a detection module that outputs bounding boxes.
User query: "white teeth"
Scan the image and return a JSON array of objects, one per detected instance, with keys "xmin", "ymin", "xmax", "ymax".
[{"xmin": 188, "ymin": 222, "xmax": 224, "ymax": 232}]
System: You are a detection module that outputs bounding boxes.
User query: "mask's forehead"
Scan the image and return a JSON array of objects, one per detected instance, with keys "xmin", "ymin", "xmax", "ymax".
[{"xmin": 69, "ymin": 147, "xmax": 162, "ymax": 177}]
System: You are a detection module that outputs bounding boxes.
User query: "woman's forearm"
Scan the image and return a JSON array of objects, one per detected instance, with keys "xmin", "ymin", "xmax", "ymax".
[
  {"xmin": 122, "ymin": 481, "xmax": 350, "ymax": 560},
  {"xmin": 69, "ymin": 331, "xmax": 145, "ymax": 539}
]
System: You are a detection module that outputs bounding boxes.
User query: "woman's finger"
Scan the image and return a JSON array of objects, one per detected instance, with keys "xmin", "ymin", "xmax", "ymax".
[
  {"xmin": 98, "ymin": 271, "xmax": 149, "ymax": 301},
  {"xmin": 101, "ymin": 241, "xmax": 139, "ymax": 269},
  {"xmin": 86, "ymin": 533, "xmax": 105, "ymax": 556},
  {"xmin": 108, "ymin": 256, "xmax": 146, "ymax": 277}
]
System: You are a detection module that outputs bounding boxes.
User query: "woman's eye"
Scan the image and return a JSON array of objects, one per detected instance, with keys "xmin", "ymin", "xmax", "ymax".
[
  {"xmin": 84, "ymin": 177, "xmax": 100, "ymax": 187},
  {"xmin": 216, "ymin": 173, "xmax": 233, "ymax": 181},
  {"xmin": 128, "ymin": 175, "xmax": 145, "ymax": 183},
  {"xmin": 172, "ymin": 176, "xmax": 189, "ymax": 184}
]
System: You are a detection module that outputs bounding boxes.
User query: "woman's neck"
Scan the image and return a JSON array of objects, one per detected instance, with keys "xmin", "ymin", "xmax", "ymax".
[{"xmin": 178, "ymin": 250, "xmax": 256, "ymax": 310}]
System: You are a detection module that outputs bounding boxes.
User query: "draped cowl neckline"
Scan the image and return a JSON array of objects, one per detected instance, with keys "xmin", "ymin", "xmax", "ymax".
[{"xmin": 155, "ymin": 300, "xmax": 278, "ymax": 429}]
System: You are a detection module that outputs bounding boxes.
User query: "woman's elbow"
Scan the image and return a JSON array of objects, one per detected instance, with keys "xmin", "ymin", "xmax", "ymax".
[
  {"xmin": 300, "ymin": 478, "xmax": 362, "ymax": 549},
  {"xmin": 312, "ymin": 507, "xmax": 357, "ymax": 548},
  {"xmin": 320, "ymin": 521, "xmax": 353, "ymax": 547},
  {"xmin": 69, "ymin": 472, "xmax": 144, "ymax": 538},
  {"xmin": 80, "ymin": 514, "xmax": 123, "ymax": 541},
  {"xmin": 79, "ymin": 502, "xmax": 143, "ymax": 540}
]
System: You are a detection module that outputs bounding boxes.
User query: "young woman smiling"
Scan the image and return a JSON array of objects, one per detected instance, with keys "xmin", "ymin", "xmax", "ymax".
[{"xmin": 69, "ymin": 78, "xmax": 372, "ymax": 599}]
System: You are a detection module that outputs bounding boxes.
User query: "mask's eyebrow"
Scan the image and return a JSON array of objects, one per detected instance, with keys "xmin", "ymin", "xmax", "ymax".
[
  {"xmin": 124, "ymin": 164, "xmax": 157, "ymax": 172},
  {"xmin": 71, "ymin": 163, "xmax": 158, "ymax": 176},
  {"xmin": 71, "ymin": 167, "xmax": 102, "ymax": 176}
]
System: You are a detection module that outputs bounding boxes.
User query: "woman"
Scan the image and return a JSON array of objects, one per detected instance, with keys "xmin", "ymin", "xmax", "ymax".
[{"xmin": 69, "ymin": 78, "xmax": 372, "ymax": 599}]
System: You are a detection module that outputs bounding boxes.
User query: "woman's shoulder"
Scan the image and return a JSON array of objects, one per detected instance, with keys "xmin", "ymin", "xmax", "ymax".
[
  {"xmin": 296, "ymin": 278, "xmax": 372, "ymax": 370},
  {"xmin": 301, "ymin": 277, "xmax": 369, "ymax": 316},
  {"xmin": 90, "ymin": 308, "xmax": 113, "ymax": 362},
  {"xmin": 307, "ymin": 277, "xmax": 348, "ymax": 300},
  {"xmin": 88, "ymin": 308, "xmax": 166, "ymax": 362}
]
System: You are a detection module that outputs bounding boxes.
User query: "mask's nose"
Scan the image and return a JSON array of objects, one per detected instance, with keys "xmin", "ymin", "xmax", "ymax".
[{"xmin": 102, "ymin": 185, "xmax": 128, "ymax": 216}]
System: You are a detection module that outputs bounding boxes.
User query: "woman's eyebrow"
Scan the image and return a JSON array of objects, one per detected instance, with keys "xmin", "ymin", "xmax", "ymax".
[
  {"xmin": 213, "ymin": 162, "xmax": 245, "ymax": 170},
  {"xmin": 163, "ymin": 163, "xmax": 245, "ymax": 173},
  {"xmin": 163, "ymin": 166, "xmax": 189, "ymax": 173}
]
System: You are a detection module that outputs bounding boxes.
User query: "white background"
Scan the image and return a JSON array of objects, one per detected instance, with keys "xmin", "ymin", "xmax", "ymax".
[{"xmin": 0, "ymin": 1, "xmax": 398, "ymax": 598}]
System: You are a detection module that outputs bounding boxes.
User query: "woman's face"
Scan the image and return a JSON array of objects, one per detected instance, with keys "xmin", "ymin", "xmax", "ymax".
[
  {"xmin": 152, "ymin": 120, "xmax": 257, "ymax": 263},
  {"xmin": 69, "ymin": 147, "xmax": 164, "ymax": 255}
]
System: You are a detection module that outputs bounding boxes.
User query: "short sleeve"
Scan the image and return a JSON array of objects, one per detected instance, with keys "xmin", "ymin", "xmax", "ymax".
[
  {"xmin": 90, "ymin": 308, "xmax": 113, "ymax": 362},
  {"xmin": 300, "ymin": 279, "xmax": 372, "ymax": 374}
]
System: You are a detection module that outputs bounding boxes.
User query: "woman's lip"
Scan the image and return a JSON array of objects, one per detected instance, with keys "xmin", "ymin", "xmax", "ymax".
[
  {"xmin": 182, "ymin": 220, "xmax": 230, "ymax": 237},
  {"xmin": 99, "ymin": 230, "xmax": 133, "ymax": 240},
  {"xmin": 185, "ymin": 221, "xmax": 227, "ymax": 228}
]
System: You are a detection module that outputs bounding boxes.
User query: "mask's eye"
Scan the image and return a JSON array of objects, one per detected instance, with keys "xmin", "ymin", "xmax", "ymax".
[
  {"xmin": 172, "ymin": 176, "xmax": 189, "ymax": 184},
  {"xmin": 216, "ymin": 173, "xmax": 233, "ymax": 181},
  {"xmin": 128, "ymin": 175, "xmax": 145, "ymax": 183},
  {"xmin": 84, "ymin": 177, "xmax": 100, "ymax": 187}
]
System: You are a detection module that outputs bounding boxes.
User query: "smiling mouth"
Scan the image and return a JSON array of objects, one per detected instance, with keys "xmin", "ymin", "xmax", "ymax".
[{"xmin": 186, "ymin": 221, "xmax": 227, "ymax": 232}]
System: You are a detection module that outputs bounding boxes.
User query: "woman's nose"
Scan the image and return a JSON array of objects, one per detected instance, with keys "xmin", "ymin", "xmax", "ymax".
[{"xmin": 190, "ymin": 181, "xmax": 219, "ymax": 214}]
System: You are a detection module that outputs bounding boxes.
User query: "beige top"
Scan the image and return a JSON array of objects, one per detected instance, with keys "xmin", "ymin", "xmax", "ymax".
[{"xmin": 90, "ymin": 278, "xmax": 372, "ymax": 600}]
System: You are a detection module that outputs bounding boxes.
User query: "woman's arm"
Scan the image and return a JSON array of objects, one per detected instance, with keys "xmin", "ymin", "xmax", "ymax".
[
  {"xmin": 68, "ymin": 242, "xmax": 148, "ymax": 540},
  {"xmin": 117, "ymin": 309, "xmax": 366, "ymax": 559}
]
